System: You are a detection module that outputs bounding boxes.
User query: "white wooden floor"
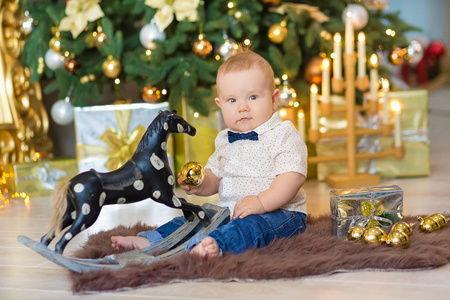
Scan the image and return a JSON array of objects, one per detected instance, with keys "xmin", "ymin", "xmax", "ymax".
[{"xmin": 1, "ymin": 86, "xmax": 449, "ymax": 299}]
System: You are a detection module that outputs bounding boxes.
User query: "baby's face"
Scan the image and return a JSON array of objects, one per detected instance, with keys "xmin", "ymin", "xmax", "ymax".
[{"xmin": 215, "ymin": 68, "xmax": 278, "ymax": 132}]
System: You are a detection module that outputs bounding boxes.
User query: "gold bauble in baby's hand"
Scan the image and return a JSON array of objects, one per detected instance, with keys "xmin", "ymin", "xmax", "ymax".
[
  {"xmin": 180, "ymin": 162, "xmax": 205, "ymax": 187},
  {"xmin": 386, "ymin": 230, "xmax": 410, "ymax": 248},
  {"xmin": 390, "ymin": 222, "xmax": 414, "ymax": 236}
]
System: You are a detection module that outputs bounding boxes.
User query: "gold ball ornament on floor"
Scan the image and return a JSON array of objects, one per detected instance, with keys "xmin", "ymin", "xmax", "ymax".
[
  {"xmin": 417, "ymin": 216, "xmax": 440, "ymax": 233},
  {"xmin": 180, "ymin": 162, "xmax": 205, "ymax": 187},
  {"xmin": 347, "ymin": 225, "xmax": 366, "ymax": 241},
  {"xmin": 390, "ymin": 221, "xmax": 414, "ymax": 236},
  {"xmin": 386, "ymin": 230, "xmax": 410, "ymax": 248},
  {"xmin": 268, "ymin": 22, "xmax": 287, "ymax": 44},
  {"xmin": 193, "ymin": 38, "xmax": 213, "ymax": 58},
  {"xmin": 429, "ymin": 213, "xmax": 449, "ymax": 228},
  {"xmin": 102, "ymin": 55, "xmax": 121, "ymax": 78},
  {"xmin": 363, "ymin": 227, "xmax": 387, "ymax": 245}
]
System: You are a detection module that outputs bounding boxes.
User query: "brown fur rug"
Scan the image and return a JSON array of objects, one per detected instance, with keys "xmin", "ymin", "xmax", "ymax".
[{"xmin": 70, "ymin": 214, "xmax": 450, "ymax": 294}]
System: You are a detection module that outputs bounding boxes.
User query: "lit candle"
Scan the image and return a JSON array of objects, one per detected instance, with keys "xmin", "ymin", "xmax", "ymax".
[
  {"xmin": 321, "ymin": 58, "xmax": 330, "ymax": 103},
  {"xmin": 333, "ymin": 33, "xmax": 342, "ymax": 79},
  {"xmin": 357, "ymin": 32, "xmax": 366, "ymax": 78},
  {"xmin": 381, "ymin": 78, "xmax": 390, "ymax": 124},
  {"xmin": 297, "ymin": 110, "xmax": 305, "ymax": 140},
  {"xmin": 310, "ymin": 84, "xmax": 318, "ymax": 130},
  {"xmin": 369, "ymin": 54, "xmax": 378, "ymax": 101},
  {"xmin": 345, "ymin": 11, "xmax": 354, "ymax": 54},
  {"xmin": 279, "ymin": 108, "xmax": 287, "ymax": 120},
  {"xmin": 391, "ymin": 100, "xmax": 402, "ymax": 147}
]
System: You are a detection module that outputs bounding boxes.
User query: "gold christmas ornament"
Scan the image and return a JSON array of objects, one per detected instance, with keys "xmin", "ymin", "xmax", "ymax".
[
  {"xmin": 363, "ymin": 227, "xmax": 387, "ymax": 245},
  {"xmin": 417, "ymin": 216, "xmax": 440, "ymax": 233},
  {"xmin": 102, "ymin": 55, "xmax": 121, "ymax": 78},
  {"xmin": 180, "ymin": 162, "xmax": 205, "ymax": 187},
  {"xmin": 390, "ymin": 221, "xmax": 414, "ymax": 236},
  {"xmin": 346, "ymin": 225, "xmax": 366, "ymax": 241},
  {"xmin": 389, "ymin": 47, "xmax": 404, "ymax": 65},
  {"xmin": 268, "ymin": 21, "xmax": 287, "ymax": 44},
  {"xmin": 304, "ymin": 56, "xmax": 323, "ymax": 84},
  {"xmin": 80, "ymin": 74, "xmax": 96, "ymax": 84},
  {"xmin": 142, "ymin": 85, "xmax": 162, "ymax": 103},
  {"xmin": 429, "ymin": 213, "xmax": 449, "ymax": 228},
  {"xmin": 193, "ymin": 38, "xmax": 213, "ymax": 58},
  {"xmin": 64, "ymin": 57, "xmax": 80, "ymax": 74},
  {"xmin": 93, "ymin": 31, "xmax": 107, "ymax": 47},
  {"xmin": 49, "ymin": 32, "xmax": 62, "ymax": 52},
  {"xmin": 260, "ymin": 0, "xmax": 281, "ymax": 5},
  {"xmin": 386, "ymin": 230, "xmax": 410, "ymax": 248}
]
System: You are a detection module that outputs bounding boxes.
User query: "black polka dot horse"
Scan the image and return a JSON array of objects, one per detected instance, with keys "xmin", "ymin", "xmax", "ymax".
[{"xmin": 41, "ymin": 110, "xmax": 210, "ymax": 254}]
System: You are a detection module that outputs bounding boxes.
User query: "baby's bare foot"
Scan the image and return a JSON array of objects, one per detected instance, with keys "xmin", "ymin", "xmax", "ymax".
[
  {"xmin": 190, "ymin": 236, "xmax": 220, "ymax": 258},
  {"xmin": 111, "ymin": 236, "xmax": 150, "ymax": 250}
]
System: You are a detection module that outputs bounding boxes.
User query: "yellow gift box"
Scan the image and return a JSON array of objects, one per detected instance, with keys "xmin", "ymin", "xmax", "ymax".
[
  {"xmin": 317, "ymin": 90, "xmax": 430, "ymax": 180},
  {"xmin": 173, "ymin": 100, "xmax": 219, "ymax": 173},
  {"xmin": 2, "ymin": 158, "xmax": 78, "ymax": 197},
  {"xmin": 74, "ymin": 102, "xmax": 170, "ymax": 173}
]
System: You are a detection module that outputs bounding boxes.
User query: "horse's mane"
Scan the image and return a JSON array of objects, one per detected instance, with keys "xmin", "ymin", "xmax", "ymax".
[{"xmin": 135, "ymin": 111, "xmax": 167, "ymax": 153}]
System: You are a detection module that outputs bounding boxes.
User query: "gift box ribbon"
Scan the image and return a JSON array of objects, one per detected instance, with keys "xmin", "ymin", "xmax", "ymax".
[{"xmin": 76, "ymin": 109, "xmax": 146, "ymax": 171}]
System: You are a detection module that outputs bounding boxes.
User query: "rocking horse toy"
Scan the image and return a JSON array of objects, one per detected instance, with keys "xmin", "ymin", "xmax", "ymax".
[{"xmin": 18, "ymin": 110, "xmax": 230, "ymax": 273}]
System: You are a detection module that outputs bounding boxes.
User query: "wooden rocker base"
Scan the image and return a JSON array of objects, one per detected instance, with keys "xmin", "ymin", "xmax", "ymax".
[
  {"xmin": 325, "ymin": 173, "xmax": 381, "ymax": 188},
  {"xmin": 18, "ymin": 204, "xmax": 230, "ymax": 273}
]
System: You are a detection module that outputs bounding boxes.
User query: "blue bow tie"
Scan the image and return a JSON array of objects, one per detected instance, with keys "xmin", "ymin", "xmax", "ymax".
[{"xmin": 228, "ymin": 131, "xmax": 259, "ymax": 143}]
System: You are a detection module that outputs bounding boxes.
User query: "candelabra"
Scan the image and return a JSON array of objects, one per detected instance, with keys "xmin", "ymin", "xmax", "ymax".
[{"xmin": 306, "ymin": 52, "xmax": 404, "ymax": 188}]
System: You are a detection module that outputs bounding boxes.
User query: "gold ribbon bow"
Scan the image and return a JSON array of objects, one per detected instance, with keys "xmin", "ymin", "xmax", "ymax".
[
  {"xmin": 77, "ymin": 109, "xmax": 146, "ymax": 171},
  {"xmin": 360, "ymin": 200, "xmax": 387, "ymax": 228}
]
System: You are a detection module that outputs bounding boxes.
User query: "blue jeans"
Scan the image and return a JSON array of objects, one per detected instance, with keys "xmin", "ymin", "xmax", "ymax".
[{"xmin": 138, "ymin": 209, "xmax": 307, "ymax": 255}]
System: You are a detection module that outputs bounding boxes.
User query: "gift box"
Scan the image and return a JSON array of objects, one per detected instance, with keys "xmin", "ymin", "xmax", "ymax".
[
  {"xmin": 3, "ymin": 158, "xmax": 78, "ymax": 197},
  {"xmin": 173, "ymin": 98, "xmax": 219, "ymax": 173},
  {"xmin": 316, "ymin": 90, "xmax": 430, "ymax": 180},
  {"xmin": 330, "ymin": 185, "xmax": 403, "ymax": 238},
  {"xmin": 375, "ymin": 90, "xmax": 430, "ymax": 177},
  {"xmin": 74, "ymin": 102, "xmax": 169, "ymax": 173}
]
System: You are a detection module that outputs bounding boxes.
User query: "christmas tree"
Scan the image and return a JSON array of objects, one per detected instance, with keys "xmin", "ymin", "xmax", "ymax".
[{"xmin": 19, "ymin": 0, "xmax": 420, "ymax": 116}]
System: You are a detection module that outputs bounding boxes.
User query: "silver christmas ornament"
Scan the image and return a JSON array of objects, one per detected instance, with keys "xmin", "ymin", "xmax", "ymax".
[
  {"xmin": 21, "ymin": 11, "xmax": 34, "ymax": 35},
  {"xmin": 405, "ymin": 40, "xmax": 424, "ymax": 65},
  {"xmin": 278, "ymin": 80, "xmax": 297, "ymax": 107},
  {"xmin": 44, "ymin": 49, "xmax": 65, "ymax": 70},
  {"xmin": 216, "ymin": 38, "xmax": 238, "ymax": 61},
  {"xmin": 51, "ymin": 98, "xmax": 74, "ymax": 126},
  {"xmin": 342, "ymin": 4, "xmax": 369, "ymax": 31},
  {"xmin": 139, "ymin": 23, "xmax": 166, "ymax": 50}
]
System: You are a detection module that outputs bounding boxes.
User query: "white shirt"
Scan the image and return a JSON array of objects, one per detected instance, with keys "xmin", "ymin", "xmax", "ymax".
[{"xmin": 206, "ymin": 112, "xmax": 308, "ymax": 215}]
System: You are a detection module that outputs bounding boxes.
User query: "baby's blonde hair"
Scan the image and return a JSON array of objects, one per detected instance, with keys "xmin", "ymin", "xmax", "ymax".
[{"xmin": 216, "ymin": 46, "xmax": 275, "ymax": 92}]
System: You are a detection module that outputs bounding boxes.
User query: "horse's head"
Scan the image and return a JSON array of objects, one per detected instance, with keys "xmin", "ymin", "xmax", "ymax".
[{"xmin": 162, "ymin": 110, "xmax": 196, "ymax": 136}]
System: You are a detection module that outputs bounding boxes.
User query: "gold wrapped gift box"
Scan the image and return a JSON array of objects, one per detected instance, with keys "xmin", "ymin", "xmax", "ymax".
[
  {"xmin": 317, "ymin": 90, "xmax": 430, "ymax": 180},
  {"xmin": 74, "ymin": 102, "xmax": 170, "ymax": 173},
  {"xmin": 3, "ymin": 158, "xmax": 78, "ymax": 197},
  {"xmin": 173, "ymin": 99, "xmax": 219, "ymax": 173}
]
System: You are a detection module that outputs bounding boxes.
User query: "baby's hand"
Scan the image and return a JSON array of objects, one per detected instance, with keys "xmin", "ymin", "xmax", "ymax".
[
  {"xmin": 233, "ymin": 195, "xmax": 266, "ymax": 219},
  {"xmin": 177, "ymin": 173, "xmax": 201, "ymax": 195}
]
